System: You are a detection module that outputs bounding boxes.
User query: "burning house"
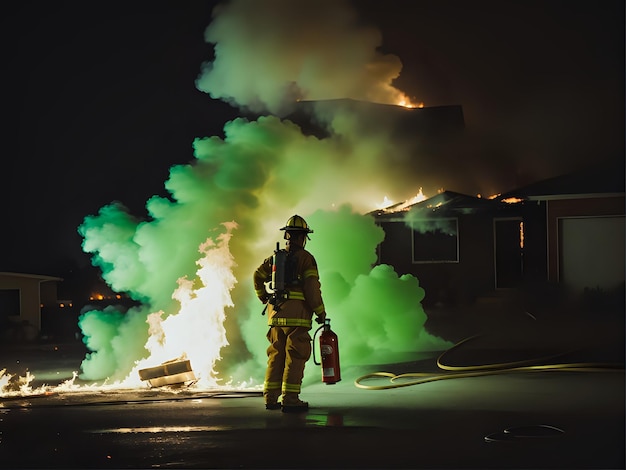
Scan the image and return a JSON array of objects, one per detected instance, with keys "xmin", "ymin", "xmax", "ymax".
[
  {"xmin": 370, "ymin": 191, "xmax": 524, "ymax": 308},
  {"xmin": 371, "ymin": 158, "xmax": 625, "ymax": 313}
]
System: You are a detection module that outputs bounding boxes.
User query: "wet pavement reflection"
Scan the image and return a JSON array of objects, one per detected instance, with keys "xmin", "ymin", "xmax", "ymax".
[{"xmin": 1, "ymin": 338, "xmax": 624, "ymax": 469}]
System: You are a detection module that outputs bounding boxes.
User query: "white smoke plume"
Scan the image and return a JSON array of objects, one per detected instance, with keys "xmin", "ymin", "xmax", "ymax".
[{"xmin": 196, "ymin": 0, "xmax": 413, "ymax": 115}]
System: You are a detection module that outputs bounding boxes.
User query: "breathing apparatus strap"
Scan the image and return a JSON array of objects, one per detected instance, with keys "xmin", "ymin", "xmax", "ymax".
[{"xmin": 264, "ymin": 242, "xmax": 304, "ymax": 312}]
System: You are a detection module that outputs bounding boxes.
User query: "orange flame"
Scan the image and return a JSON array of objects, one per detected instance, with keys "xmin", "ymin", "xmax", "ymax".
[
  {"xmin": 396, "ymin": 96, "xmax": 424, "ymax": 109},
  {"xmin": 1, "ymin": 222, "xmax": 249, "ymax": 397},
  {"xmin": 502, "ymin": 197, "xmax": 523, "ymax": 204},
  {"xmin": 376, "ymin": 188, "xmax": 428, "ymax": 213}
]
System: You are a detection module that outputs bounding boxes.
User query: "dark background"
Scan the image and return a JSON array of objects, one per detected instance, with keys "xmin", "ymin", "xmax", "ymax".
[{"xmin": 1, "ymin": 1, "xmax": 623, "ymax": 293}]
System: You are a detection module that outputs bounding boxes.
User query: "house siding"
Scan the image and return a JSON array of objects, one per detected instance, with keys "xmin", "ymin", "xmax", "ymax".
[{"xmin": 376, "ymin": 212, "xmax": 496, "ymax": 307}]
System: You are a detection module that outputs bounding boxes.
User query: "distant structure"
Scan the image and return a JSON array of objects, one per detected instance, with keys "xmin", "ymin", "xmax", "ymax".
[
  {"xmin": 370, "ymin": 190, "xmax": 521, "ymax": 307},
  {"xmin": 0, "ymin": 272, "xmax": 63, "ymax": 341},
  {"xmin": 371, "ymin": 158, "xmax": 625, "ymax": 312},
  {"xmin": 497, "ymin": 158, "xmax": 625, "ymax": 293}
]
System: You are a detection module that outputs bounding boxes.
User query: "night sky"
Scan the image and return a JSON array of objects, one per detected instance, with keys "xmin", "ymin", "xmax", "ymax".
[{"xmin": 1, "ymin": 1, "xmax": 623, "ymax": 287}]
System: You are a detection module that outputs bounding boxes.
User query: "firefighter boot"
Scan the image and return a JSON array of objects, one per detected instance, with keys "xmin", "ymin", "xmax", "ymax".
[
  {"xmin": 264, "ymin": 390, "xmax": 282, "ymax": 410},
  {"xmin": 281, "ymin": 392, "xmax": 309, "ymax": 413}
]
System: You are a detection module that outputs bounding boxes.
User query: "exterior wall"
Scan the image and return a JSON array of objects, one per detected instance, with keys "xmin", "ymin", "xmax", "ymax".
[
  {"xmin": 375, "ymin": 193, "xmax": 624, "ymax": 310},
  {"xmin": 0, "ymin": 275, "xmax": 42, "ymax": 331},
  {"xmin": 376, "ymin": 213, "xmax": 495, "ymax": 307},
  {"xmin": 0, "ymin": 273, "xmax": 61, "ymax": 335},
  {"xmin": 40, "ymin": 281, "xmax": 59, "ymax": 308}
]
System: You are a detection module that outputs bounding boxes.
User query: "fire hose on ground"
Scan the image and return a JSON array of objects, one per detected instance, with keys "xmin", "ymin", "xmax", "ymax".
[{"xmin": 354, "ymin": 334, "xmax": 625, "ymax": 390}]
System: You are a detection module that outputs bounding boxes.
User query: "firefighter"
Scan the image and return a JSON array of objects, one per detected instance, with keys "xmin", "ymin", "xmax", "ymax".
[{"xmin": 253, "ymin": 215, "xmax": 327, "ymax": 412}]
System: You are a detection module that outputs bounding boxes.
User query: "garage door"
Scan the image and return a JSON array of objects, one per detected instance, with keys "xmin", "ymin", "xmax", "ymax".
[{"xmin": 559, "ymin": 216, "xmax": 625, "ymax": 290}]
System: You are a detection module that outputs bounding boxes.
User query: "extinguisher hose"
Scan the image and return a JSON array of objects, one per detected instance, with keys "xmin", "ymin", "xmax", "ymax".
[{"xmin": 311, "ymin": 324, "xmax": 325, "ymax": 366}]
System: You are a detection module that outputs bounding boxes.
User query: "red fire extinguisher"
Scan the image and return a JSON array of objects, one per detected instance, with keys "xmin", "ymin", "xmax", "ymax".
[{"xmin": 313, "ymin": 318, "xmax": 341, "ymax": 384}]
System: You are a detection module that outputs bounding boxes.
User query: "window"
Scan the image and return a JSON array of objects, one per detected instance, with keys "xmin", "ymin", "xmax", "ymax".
[{"xmin": 411, "ymin": 218, "xmax": 459, "ymax": 263}]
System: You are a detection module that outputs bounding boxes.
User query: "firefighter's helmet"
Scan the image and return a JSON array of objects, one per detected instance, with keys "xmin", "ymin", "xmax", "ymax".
[{"xmin": 280, "ymin": 215, "xmax": 313, "ymax": 234}]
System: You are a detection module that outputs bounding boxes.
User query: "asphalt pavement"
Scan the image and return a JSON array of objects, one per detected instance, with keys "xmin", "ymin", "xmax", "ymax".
[{"xmin": 0, "ymin": 327, "xmax": 624, "ymax": 470}]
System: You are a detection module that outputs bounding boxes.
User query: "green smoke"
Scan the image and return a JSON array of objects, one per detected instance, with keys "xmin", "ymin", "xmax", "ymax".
[
  {"xmin": 76, "ymin": 0, "xmax": 451, "ymax": 385},
  {"xmin": 79, "ymin": 305, "xmax": 150, "ymax": 381},
  {"xmin": 305, "ymin": 207, "xmax": 439, "ymax": 363},
  {"xmin": 78, "ymin": 114, "xmax": 450, "ymax": 384}
]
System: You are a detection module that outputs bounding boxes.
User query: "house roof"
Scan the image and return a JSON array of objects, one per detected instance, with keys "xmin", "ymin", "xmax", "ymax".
[
  {"xmin": 370, "ymin": 190, "xmax": 506, "ymax": 219},
  {"xmin": 498, "ymin": 158, "xmax": 625, "ymax": 201},
  {"xmin": 371, "ymin": 159, "xmax": 624, "ymax": 220},
  {"xmin": 0, "ymin": 272, "xmax": 63, "ymax": 282}
]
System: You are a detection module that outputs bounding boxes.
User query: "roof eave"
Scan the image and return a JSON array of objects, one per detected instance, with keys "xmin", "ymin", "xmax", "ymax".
[
  {"xmin": 525, "ymin": 192, "xmax": 625, "ymax": 201},
  {"xmin": 0, "ymin": 272, "xmax": 64, "ymax": 282}
]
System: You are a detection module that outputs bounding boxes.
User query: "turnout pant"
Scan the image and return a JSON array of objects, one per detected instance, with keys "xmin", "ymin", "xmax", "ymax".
[{"xmin": 264, "ymin": 326, "xmax": 312, "ymax": 400}]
